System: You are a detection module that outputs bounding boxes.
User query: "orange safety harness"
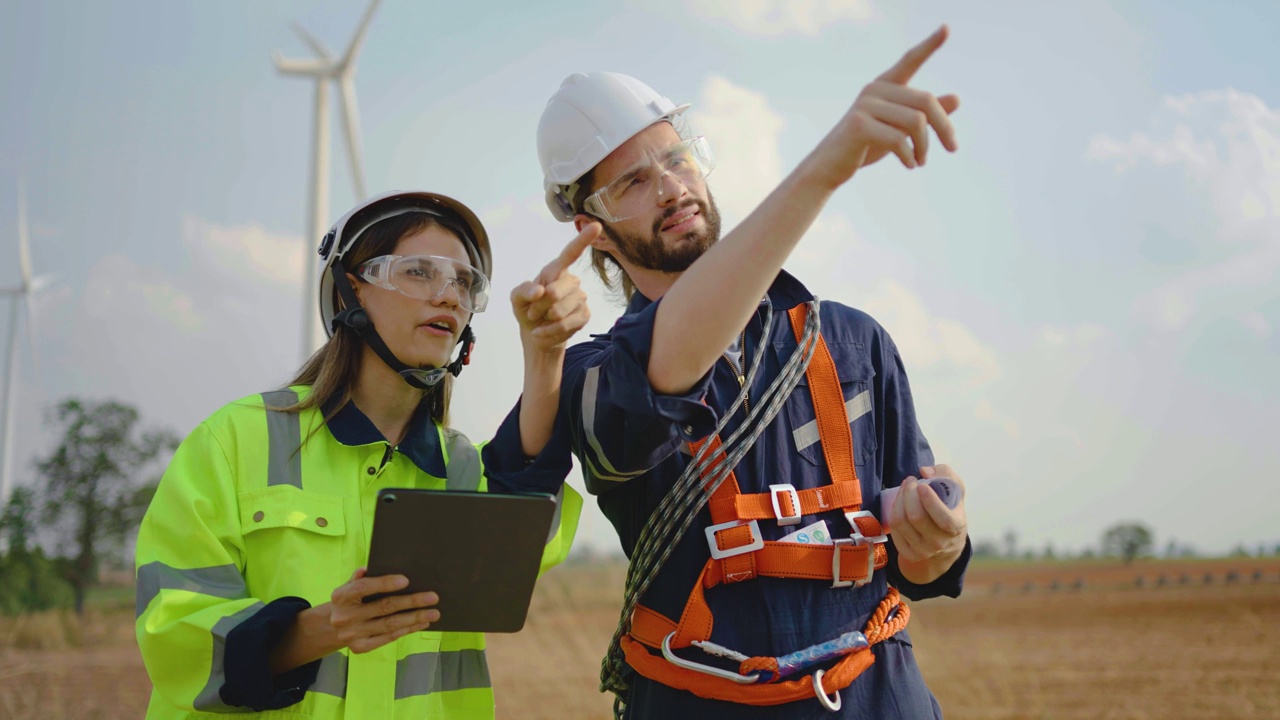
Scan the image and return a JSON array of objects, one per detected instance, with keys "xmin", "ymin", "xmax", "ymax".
[{"xmin": 618, "ymin": 305, "xmax": 910, "ymax": 709}]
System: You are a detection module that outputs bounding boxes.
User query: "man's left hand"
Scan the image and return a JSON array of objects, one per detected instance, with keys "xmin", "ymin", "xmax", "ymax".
[{"xmin": 887, "ymin": 464, "xmax": 968, "ymax": 584}]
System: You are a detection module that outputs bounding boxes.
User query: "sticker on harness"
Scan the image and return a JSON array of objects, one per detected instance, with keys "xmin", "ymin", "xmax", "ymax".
[{"xmin": 779, "ymin": 519, "xmax": 832, "ymax": 545}]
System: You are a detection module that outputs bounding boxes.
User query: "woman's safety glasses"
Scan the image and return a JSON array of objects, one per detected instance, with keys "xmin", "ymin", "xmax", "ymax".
[
  {"xmin": 583, "ymin": 136, "xmax": 715, "ymax": 222},
  {"xmin": 357, "ymin": 255, "xmax": 490, "ymax": 313}
]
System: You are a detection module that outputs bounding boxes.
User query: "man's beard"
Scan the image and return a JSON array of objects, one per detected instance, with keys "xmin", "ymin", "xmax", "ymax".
[{"xmin": 600, "ymin": 193, "xmax": 723, "ymax": 275}]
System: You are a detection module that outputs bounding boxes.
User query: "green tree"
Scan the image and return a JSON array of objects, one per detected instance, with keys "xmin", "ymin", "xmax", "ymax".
[
  {"xmin": 1, "ymin": 485, "xmax": 37, "ymax": 552},
  {"xmin": 1101, "ymin": 522, "xmax": 1154, "ymax": 565},
  {"xmin": 36, "ymin": 399, "xmax": 178, "ymax": 614},
  {"xmin": 0, "ymin": 487, "xmax": 74, "ymax": 614}
]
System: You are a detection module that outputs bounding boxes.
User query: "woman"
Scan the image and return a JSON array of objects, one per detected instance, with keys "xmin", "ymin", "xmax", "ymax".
[{"xmin": 135, "ymin": 190, "xmax": 597, "ymax": 718}]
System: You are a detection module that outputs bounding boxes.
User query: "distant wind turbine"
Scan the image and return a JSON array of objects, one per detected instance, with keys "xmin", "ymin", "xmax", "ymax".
[
  {"xmin": 0, "ymin": 179, "xmax": 52, "ymax": 507},
  {"xmin": 274, "ymin": 0, "xmax": 380, "ymax": 361}
]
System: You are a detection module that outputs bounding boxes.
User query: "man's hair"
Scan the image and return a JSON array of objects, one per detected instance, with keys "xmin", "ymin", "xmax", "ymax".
[{"xmin": 572, "ymin": 167, "xmax": 638, "ymax": 302}]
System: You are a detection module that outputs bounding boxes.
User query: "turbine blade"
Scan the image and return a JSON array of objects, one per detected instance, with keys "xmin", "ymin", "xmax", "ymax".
[
  {"xmin": 340, "ymin": 0, "xmax": 382, "ymax": 69},
  {"xmin": 17, "ymin": 179, "xmax": 32, "ymax": 288},
  {"xmin": 291, "ymin": 22, "xmax": 333, "ymax": 60},
  {"xmin": 23, "ymin": 296, "xmax": 42, "ymax": 393},
  {"xmin": 339, "ymin": 76, "xmax": 367, "ymax": 200},
  {"xmin": 273, "ymin": 54, "xmax": 335, "ymax": 76}
]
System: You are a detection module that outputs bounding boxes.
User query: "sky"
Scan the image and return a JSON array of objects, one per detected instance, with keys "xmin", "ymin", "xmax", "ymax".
[{"xmin": 1, "ymin": 0, "xmax": 1277, "ymax": 558}]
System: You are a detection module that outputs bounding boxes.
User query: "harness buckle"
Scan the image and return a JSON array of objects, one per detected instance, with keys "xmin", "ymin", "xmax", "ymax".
[
  {"xmin": 843, "ymin": 510, "xmax": 888, "ymax": 545},
  {"xmin": 769, "ymin": 484, "xmax": 803, "ymax": 526},
  {"xmin": 705, "ymin": 519, "xmax": 764, "ymax": 560},
  {"xmin": 831, "ymin": 512, "xmax": 885, "ymax": 588}
]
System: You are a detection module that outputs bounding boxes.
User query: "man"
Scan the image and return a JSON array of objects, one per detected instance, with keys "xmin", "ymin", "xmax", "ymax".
[{"xmin": 486, "ymin": 26, "xmax": 970, "ymax": 719}]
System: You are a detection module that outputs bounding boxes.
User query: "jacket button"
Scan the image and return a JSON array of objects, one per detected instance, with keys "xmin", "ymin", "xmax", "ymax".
[
  {"xmin": 315, "ymin": 517, "xmax": 328, "ymax": 528},
  {"xmin": 252, "ymin": 511, "xmax": 264, "ymax": 522},
  {"xmin": 366, "ymin": 467, "xmax": 376, "ymax": 475}
]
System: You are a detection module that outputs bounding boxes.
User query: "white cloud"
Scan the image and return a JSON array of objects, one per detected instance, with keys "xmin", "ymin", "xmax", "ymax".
[
  {"xmin": 859, "ymin": 278, "xmax": 1002, "ymax": 390},
  {"xmin": 139, "ymin": 282, "xmax": 203, "ymax": 333},
  {"xmin": 1088, "ymin": 88, "xmax": 1280, "ymax": 231},
  {"xmin": 1239, "ymin": 311, "xmax": 1272, "ymax": 339},
  {"xmin": 694, "ymin": 75, "xmax": 786, "ymax": 227},
  {"xmin": 689, "ymin": 0, "xmax": 876, "ymax": 36},
  {"xmin": 184, "ymin": 216, "xmax": 305, "ymax": 288},
  {"xmin": 1039, "ymin": 322, "xmax": 1107, "ymax": 349},
  {"xmin": 1132, "ymin": 235, "xmax": 1280, "ymax": 332},
  {"xmin": 1088, "ymin": 89, "xmax": 1280, "ymax": 333}
]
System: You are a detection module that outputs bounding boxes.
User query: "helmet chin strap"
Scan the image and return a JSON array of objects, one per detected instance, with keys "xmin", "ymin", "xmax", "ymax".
[{"xmin": 329, "ymin": 262, "xmax": 475, "ymax": 390}]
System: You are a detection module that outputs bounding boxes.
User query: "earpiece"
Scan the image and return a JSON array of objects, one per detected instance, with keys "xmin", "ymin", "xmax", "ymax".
[
  {"xmin": 449, "ymin": 326, "xmax": 476, "ymax": 376},
  {"xmin": 332, "ymin": 307, "xmax": 370, "ymax": 333},
  {"xmin": 554, "ymin": 191, "xmax": 574, "ymax": 218}
]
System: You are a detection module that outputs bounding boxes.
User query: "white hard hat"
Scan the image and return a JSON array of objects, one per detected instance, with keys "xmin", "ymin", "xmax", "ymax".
[
  {"xmin": 537, "ymin": 72, "xmax": 690, "ymax": 222},
  {"xmin": 316, "ymin": 190, "xmax": 492, "ymax": 337}
]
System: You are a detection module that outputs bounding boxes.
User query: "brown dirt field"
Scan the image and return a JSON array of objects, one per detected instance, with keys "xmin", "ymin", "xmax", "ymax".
[{"xmin": 3, "ymin": 558, "xmax": 1277, "ymax": 719}]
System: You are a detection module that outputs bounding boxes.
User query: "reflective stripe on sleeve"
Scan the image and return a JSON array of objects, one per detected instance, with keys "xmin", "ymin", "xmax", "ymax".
[
  {"xmin": 135, "ymin": 562, "xmax": 248, "ymax": 618},
  {"xmin": 580, "ymin": 366, "xmax": 645, "ymax": 483},
  {"xmin": 192, "ymin": 602, "xmax": 266, "ymax": 712}
]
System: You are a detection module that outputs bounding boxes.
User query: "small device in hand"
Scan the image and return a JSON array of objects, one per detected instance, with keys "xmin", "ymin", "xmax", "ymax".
[{"xmin": 878, "ymin": 477, "xmax": 962, "ymax": 533}]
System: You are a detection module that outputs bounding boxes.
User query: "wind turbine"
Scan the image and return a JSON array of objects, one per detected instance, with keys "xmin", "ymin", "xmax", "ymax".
[
  {"xmin": 274, "ymin": 0, "xmax": 379, "ymax": 361},
  {"xmin": 0, "ymin": 180, "xmax": 51, "ymax": 508}
]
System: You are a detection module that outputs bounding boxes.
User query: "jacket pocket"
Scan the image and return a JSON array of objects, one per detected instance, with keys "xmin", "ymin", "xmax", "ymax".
[
  {"xmin": 781, "ymin": 341, "xmax": 878, "ymax": 469},
  {"xmin": 239, "ymin": 486, "xmax": 348, "ymax": 598}
]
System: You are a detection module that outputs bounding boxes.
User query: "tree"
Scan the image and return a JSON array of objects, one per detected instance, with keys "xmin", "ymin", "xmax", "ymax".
[
  {"xmin": 1002, "ymin": 528, "xmax": 1019, "ymax": 559},
  {"xmin": 0, "ymin": 486, "xmax": 74, "ymax": 614},
  {"xmin": 1100, "ymin": 522, "xmax": 1154, "ymax": 565},
  {"xmin": 36, "ymin": 399, "xmax": 178, "ymax": 614},
  {"xmin": 972, "ymin": 539, "xmax": 1001, "ymax": 558},
  {"xmin": 1, "ymin": 485, "xmax": 37, "ymax": 552}
]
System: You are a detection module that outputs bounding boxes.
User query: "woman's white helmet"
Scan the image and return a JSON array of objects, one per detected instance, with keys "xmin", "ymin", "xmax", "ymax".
[
  {"xmin": 537, "ymin": 72, "xmax": 690, "ymax": 222},
  {"xmin": 316, "ymin": 190, "xmax": 492, "ymax": 337}
]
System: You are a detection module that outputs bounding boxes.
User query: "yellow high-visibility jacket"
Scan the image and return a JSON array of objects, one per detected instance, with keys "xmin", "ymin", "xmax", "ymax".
[{"xmin": 135, "ymin": 387, "xmax": 580, "ymax": 719}]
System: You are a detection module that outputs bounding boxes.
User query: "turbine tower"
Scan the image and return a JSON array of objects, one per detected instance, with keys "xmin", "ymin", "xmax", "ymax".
[
  {"xmin": 0, "ymin": 180, "xmax": 51, "ymax": 507},
  {"xmin": 274, "ymin": 0, "xmax": 379, "ymax": 361}
]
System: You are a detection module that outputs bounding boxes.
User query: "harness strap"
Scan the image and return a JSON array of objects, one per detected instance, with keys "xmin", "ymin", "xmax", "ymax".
[
  {"xmin": 703, "ymin": 539, "xmax": 888, "ymax": 587},
  {"xmin": 709, "ymin": 482, "xmax": 863, "ymax": 522},
  {"xmin": 788, "ymin": 305, "xmax": 860, "ymax": 488},
  {"xmin": 623, "ymin": 589, "xmax": 910, "ymax": 706}
]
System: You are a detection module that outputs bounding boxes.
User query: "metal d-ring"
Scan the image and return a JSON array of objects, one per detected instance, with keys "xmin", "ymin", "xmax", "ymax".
[{"xmin": 813, "ymin": 669, "xmax": 842, "ymax": 712}]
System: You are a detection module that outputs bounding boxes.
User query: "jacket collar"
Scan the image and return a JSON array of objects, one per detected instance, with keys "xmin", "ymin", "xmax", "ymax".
[{"xmin": 322, "ymin": 396, "xmax": 448, "ymax": 478}]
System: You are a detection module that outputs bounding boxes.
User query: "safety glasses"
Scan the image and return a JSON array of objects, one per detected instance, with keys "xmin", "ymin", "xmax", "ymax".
[
  {"xmin": 357, "ymin": 255, "xmax": 490, "ymax": 313},
  {"xmin": 583, "ymin": 136, "xmax": 715, "ymax": 222}
]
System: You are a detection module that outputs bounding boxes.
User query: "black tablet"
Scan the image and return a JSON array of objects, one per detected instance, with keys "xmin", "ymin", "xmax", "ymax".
[{"xmin": 365, "ymin": 488, "xmax": 557, "ymax": 633}]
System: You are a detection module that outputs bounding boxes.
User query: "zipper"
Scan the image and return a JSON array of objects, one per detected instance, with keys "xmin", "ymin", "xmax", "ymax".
[
  {"xmin": 378, "ymin": 443, "xmax": 395, "ymax": 472},
  {"xmin": 720, "ymin": 329, "xmax": 750, "ymax": 415}
]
